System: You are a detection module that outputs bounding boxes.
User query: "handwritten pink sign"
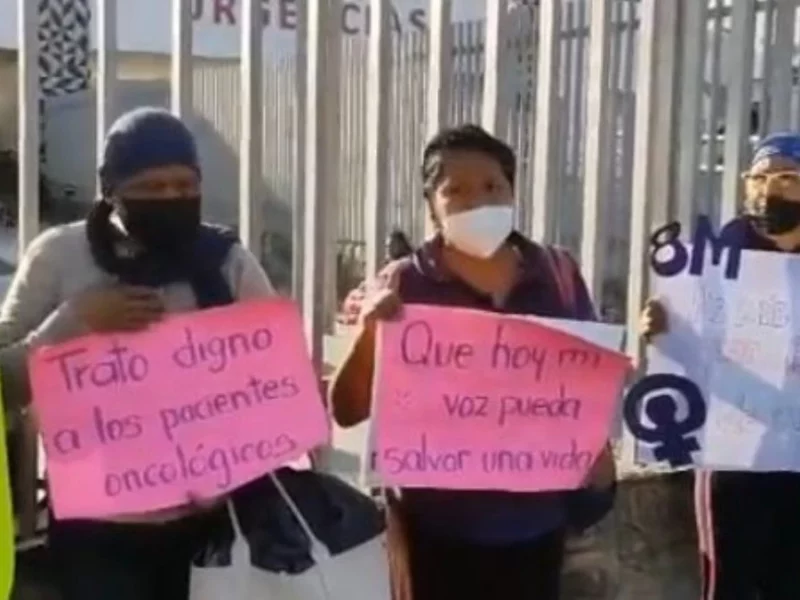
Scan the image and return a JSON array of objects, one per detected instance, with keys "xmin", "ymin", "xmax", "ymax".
[
  {"xmin": 29, "ymin": 299, "xmax": 330, "ymax": 520},
  {"xmin": 374, "ymin": 305, "xmax": 630, "ymax": 492}
]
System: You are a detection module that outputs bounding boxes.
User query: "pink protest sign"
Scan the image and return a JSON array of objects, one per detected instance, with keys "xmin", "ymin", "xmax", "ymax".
[
  {"xmin": 374, "ymin": 305, "xmax": 630, "ymax": 492},
  {"xmin": 29, "ymin": 299, "xmax": 330, "ymax": 520}
]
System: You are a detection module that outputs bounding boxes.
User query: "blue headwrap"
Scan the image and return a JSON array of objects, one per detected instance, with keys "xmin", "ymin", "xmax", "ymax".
[
  {"xmin": 89, "ymin": 107, "xmax": 237, "ymax": 304},
  {"xmin": 752, "ymin": 131, "xmax": 800, "ymax": 166},
  {"xmin": 99, "ymin": 107, "xmax": 200, "ymax": 195}
]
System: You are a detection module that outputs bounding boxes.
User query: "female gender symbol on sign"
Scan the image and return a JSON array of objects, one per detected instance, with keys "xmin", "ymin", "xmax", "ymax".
[{"xmin": 623, "ymin": 373, "xmax": 707, "ymax": 467}]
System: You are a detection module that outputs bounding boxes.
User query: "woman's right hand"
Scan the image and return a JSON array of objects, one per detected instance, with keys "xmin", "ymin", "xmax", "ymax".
[
  {"xmin": 331, "ymin": 266, "xmax": 404, "ymax": 427},
  {"xmin": 640, "ymin": 298, "xmax": 668, "ymax": 343},
  {"xmin": 74, "ymin": 285, "xmax": 165, "ymax": 333},
  {"xmin": 359, "ymin": 287, "xmax": 403, "ymax": 326}
]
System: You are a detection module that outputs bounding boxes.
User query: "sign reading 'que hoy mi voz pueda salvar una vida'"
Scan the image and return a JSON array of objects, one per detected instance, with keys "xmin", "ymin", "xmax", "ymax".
[
  {"xmin": 28, "ymin": 299, "xmax": 330, "ymax": 520},
  {"xmin": 373, "ymin": 304, "xmax": 631, "ymax": 492}
]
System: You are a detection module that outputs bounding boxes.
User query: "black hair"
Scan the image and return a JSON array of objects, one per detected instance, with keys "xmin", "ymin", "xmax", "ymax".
[
  {"xmin": 421, "ymin": 124, "xmax": 516, "ymax": 200},
  {"xmin": 85, "ymin": 198, "xmax": 119, "ymax": 274},
  {"xmin": 387, "ymin": 228, "xmax": 414, "ymax": 260}
]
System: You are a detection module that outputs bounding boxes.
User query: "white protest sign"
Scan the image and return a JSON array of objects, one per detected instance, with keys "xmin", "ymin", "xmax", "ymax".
[{"xmin": 629, "ymin": 217, "xmax": 800, "ymax": 471}]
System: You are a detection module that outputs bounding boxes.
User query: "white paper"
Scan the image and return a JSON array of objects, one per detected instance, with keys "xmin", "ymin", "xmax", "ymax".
[
  {"xmin": 645, "ymin": 246, "xmax": 800, "ymax": 471},
  {"xmin": 525, "ymin": 316, "xmax": 624, "ymax": 352}
]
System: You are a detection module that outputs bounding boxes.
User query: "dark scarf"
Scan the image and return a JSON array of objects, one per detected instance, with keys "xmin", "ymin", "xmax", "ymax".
[{"xmin": 85, "ymin": 200, "xmax": 237, "ymax": 308}]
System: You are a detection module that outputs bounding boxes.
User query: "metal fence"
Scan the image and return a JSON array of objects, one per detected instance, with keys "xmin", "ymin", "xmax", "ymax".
[
  {"xmin": 38, "ymin": 1, "xmax": 800, "ymax": 317},
  {"xmin": 50, "ymin": 0, "xmax": 795, "ymax": 316}
]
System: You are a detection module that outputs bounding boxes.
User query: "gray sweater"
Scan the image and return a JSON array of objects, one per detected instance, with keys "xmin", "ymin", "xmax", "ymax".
[{"xmin": 0, "ymin": 221, "xmax": 276, "ymax": 414}]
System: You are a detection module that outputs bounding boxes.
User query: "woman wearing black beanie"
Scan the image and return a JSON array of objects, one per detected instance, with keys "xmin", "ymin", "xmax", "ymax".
[{"xmin": 0, "ymin": 107, "xmax": 276, "ymax": 600}]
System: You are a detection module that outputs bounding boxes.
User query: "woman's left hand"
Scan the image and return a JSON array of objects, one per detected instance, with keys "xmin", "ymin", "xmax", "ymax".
[{"xmin": 583, "ymin": 444, "xmax": 616, "ymax": 491}]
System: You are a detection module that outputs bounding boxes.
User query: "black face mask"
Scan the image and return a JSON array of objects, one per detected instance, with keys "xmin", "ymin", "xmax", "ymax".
[
  {"xmin": 749, "ymin": 196, "xmax": 800, "ymax": 235},
  {"xmin": 116, "ymin": 197, "xmax": 201, "ymax": 252}
]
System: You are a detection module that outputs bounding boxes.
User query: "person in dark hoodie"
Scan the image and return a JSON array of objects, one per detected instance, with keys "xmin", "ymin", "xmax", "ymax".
[
  {"xmin": 641, "ymin": 131, "xmax": 800, "ymax": 600},
  {"xmin": 0, "ymin": 107, "xmax": 275, "ymax": 600},
  {"xmin": 330, "ymin": 124, "xmax": 616, "ymax": 600}
]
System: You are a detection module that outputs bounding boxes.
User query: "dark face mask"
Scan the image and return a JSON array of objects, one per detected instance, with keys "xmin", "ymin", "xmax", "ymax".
[
  {"xmin": 116, "ymin": 197, "xmax": 201, "ymax": 252},
  {"xmin": 749, "ymin": 196, "xmax": 800, "ymax": 236}
]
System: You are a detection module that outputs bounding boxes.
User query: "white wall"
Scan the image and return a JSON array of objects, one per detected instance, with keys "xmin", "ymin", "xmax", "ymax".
[
  {"xmin": 0, "ymin": 51, "xmax": 234, "ymax": 151},
  {"xmin": 0, "ymin": 0, "xmax": 488, "ymax": 58},
  {"xmin": 42, "ymin": 71, "xmax": 246, "ymax": 227}
]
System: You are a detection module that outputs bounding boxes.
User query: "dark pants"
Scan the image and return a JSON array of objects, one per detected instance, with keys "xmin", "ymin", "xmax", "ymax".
[
  {"xmin": 407, "ymin": 523, "xmax": 565, "ymax": 600},
  {"xmin": 697, "ymin": 471, "xmax": 800, "ymax": 600},
  {"xmin": 48, "ymin": 514, "xmax": 212, "ymax": 600}
]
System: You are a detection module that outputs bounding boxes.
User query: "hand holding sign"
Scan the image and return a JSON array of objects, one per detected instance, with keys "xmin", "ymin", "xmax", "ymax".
[
  {"xmin": 373, "ymin": 305, "xmax": 630, "ymax": 492},
  {"xmin": 30, "ymin": 299, "xmax": 330, "ymax": 520},
  {"xmin": 583, "ymin": 444, "xmax": 616, "ymax": 490},
  {"xmin": 640, "ymin": 298, "xmax": 668, "ymax": 343}
]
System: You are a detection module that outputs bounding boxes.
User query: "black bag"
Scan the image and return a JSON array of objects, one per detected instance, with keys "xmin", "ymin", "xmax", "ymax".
[{"xmin": 193, "ymin": 468, "xmax": 385, "ymax": 575}]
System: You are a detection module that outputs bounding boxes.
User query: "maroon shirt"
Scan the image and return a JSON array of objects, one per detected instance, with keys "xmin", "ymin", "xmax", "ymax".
[{"xmin": 368, "ymin": 232, "xmax": 613, "ymax": 543}]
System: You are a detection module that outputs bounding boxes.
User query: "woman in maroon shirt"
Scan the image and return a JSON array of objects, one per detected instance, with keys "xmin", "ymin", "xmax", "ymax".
[{"xmin": 332, "ymin": 124, "xmax": 615, "ymax": 600}]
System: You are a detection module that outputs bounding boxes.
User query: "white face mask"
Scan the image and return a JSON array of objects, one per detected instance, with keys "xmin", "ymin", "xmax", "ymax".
[{"xmin": 441, "ymin": 205, "xmax": 514, "ymax": 258}]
